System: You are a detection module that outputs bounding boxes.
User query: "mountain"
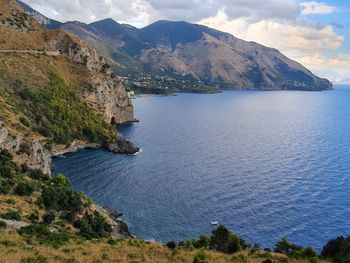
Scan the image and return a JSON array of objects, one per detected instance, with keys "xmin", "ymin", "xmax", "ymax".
[
  {"xmin": 17, "ymin": 1, "xmax": 332, "ymax": 92},
  {"xmin": 16, "ymin": 0, "xmax": 63, "ymax": 29}
]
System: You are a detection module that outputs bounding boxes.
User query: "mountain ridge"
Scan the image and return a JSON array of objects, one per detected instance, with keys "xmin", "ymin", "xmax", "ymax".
[{"xmin": 16, "ymin": 1, "xmax": 332, "ymax": 92}]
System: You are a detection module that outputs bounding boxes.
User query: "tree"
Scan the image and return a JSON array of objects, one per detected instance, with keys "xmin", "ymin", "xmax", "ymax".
[
  {"xmin": 196, "ymin": 235, "xmax": 211, "ymax": 249},
  {"xmin": 210, "ymin": 225, "xmax": 241, "ymax": 254}
]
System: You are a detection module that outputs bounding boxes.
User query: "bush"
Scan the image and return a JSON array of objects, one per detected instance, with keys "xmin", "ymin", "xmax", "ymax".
[
  {"xmin": 166, "ymin": 240, "xmax": 177, "ymax": 249},
  {"xmin": 41, "ymin": 185, "xmax": 84, "ymax": 214},
  {"xmin": 0, "ymin": 165, "xmax": 14, "ymax": 178},
  {"xmin": 28, "ymin": 169, "xmax": 49, "ymax": 180},
  {"xmin": 1, "ymin": 210, "xmax": 21, "ymax": 221},
  {"xmin": 75, "ymin": 211, "xmax": 112, "ymax": 239},
  {"xmin": 0, "ymin": 149, "xmax": 13, "ymax": 163},
  {"xmin": 29, "ymin": 212, "xmax": 39, "ymax": 223},
  {"xmin": 52, "ymin": 173, "xmax": 70, "ymax": 187},
  {"xmin": 210, "ymin": 225, "xmax": 241, "ymax": 254},
  {"xmin": 19, "ymin": 224, "xmax": 70, "ymax": 247},
  {"xmin": 0, "ymin": 180, "xmax": 11, "ymax": 194},
  {"xmin": 275, "ymin": 237, "xmax": 319, "ymax": 260},
  {"xmin": 19, "ymin": 116, "xmax": 30, "ymax": 127},
  {"xmin": 274, "ymin": 237, "xmax": 302, "ymax": 254},
  {"xmin": 193, "ymin": 249, "xmax": 207, "ymax": 263},
  {"xmin": 0, "ymin": 220, "xmax": 7, "ymax": 229},
  {"xmin": 17, "ymin": 143, "xmax": 31, "ymax": 155},
  {"xmin": 196, "ymin": 235, "xmax": 211, "ymax": 249},
  {"xmin": 43, "ymin": 210, "xmax": 55, "ymax": 224},
  {"xmin": 15, "ymin": 181, "xmax": 35, "ymax": 196},
  {"xmin": 303, "ymin": 246, "xmax": 317, "ymax": 258},
  {"xmin": 321, "ymin": 236, "xmax": 350, "ymax": 262}
]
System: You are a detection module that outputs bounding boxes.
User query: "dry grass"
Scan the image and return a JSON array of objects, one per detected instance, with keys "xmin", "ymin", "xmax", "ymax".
[
  {"xmin": 0, "ymin": 193, "xmax": 41, "ymax": 220},
  {"xmin": 0, "ymin": 231, "xmax": 330, "ymax": 263}
]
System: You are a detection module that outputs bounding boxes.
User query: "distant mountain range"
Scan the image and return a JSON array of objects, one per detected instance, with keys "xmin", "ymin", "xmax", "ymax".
[{"xmin": 17, "ymin": 0, "xmax": 332, "ymax": 92}]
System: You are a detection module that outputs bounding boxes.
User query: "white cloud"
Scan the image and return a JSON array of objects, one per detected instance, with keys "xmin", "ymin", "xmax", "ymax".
[
  {"xmin": 199, "ymin": 11, "xmax": 343, "ymax": 55},
  {"xmin": 298, "ymin": 54, "xmax": 350, "ymax": 83},
  {"xmin": 199, "ymin": 11, "xmax": 348, "ymax": 83},
  {"xmin": 301, "ymin": 1, "xmax": 336, "ymax": 15}
]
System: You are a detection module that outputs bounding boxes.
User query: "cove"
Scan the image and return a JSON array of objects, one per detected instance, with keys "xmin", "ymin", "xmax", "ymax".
[{"xmin": 53, "ymin": 87, "xmax": 350, "ymax": 251}]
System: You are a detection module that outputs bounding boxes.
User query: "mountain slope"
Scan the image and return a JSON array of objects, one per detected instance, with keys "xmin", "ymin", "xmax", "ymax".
[
  {"xmin": 62, "ymin": 19, "xmax": 332, "ymax": 91},
  {"xmin": 0, "ymin": 0, "xmax": 138, "ymax": 174},
  {"xmin": 16, "ymin": 0, "xmax": 62, "ymax": 29},
  {"xmin": 17, "ymin": 1, "xmax": 332, "ymax": 91}
]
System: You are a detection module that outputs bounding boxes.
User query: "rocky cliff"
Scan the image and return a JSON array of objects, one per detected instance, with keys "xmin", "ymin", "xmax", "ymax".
[
  {"xmin": 0, "ymin": 0, "xmax": 138, "ymax": 174},
  {"xmin": 0, "ymin": 121, "xmax": 50, "ymax": 174},
  {"xmin": 54, "ymin": 32, "xmax": 135, "ymax": 124}
]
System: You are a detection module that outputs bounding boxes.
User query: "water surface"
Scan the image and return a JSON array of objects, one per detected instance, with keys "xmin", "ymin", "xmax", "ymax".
[{"xmin": 54, "ymin": 87, "xmax": 350, "ymax": 251}]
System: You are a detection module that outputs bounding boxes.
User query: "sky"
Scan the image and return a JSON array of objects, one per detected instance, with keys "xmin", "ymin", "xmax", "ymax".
[{"xmin": 21, "ymin": 0, "xmax": 350, "ymax": 84}]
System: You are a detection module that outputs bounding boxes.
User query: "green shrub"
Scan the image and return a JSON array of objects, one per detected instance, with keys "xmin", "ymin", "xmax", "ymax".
[
  {"xmin": 52, "ymin": 173, "xmax": 70, "ymax": 187},
  {"xmin": 0, "ymin": 180, "xmax": 11, "ymax": 194},
  {"xmin": 15, "ymin": 181, "xmax": 35, "ymax": 196},
  {"xmin": 19, "ymin": 116, "xmax": 30, "ymax": 127},
  {"xmin": 17, "ymin": 142, "xmax": 31, "ymax": 155},
  {"xmin": 0, "ymin": 149, "xmax": 13, "ymax": 163},
  {"xmin": 28, "ymin": 168, "xmax": 49, "ymax": 180},
  {"xmin": 41, "ymin": 185, "xmax": 84, "ymax": 214},
  {"xmin": 303, "ymin": 246, "xmax": 317, "ymax": 258},
  {"xmin": 1, "ymin": 209, "xmax": 21, "ymax": 221},
  {"xmin": 274, "ymin": 237, "xmax": 302, "ymax": 254},
  {"xmin": 29, "ymin": 212, "xmax": 39, "ymax": 223},
  {"xmin": 166, "ymin": 240, "xmax": 177, "ymax": 249},
  {"xmin": 196, "ymin": 235, "xmax": 211, "ymax": 249},
  {"xmin": 321, "ymin": 236, "xmax": 350, "ymax": 262},
  {"xmin": 193, "ymin": 249, "xmax": 207, "ymax": 263},
  {"xmin": 0, "ymin": 165, "xmax": 14, "ymax": 178},
  {"xmin": 0, "ymin": 220, "xmax": 7, "ymax": 229},
  {"xmin": 43, "ymin": 210, "xmax": 55, "ymax": 224},
  {"xmin": 210, "ymin": 225, "xmax": 241, "ymax": 254},
  {"xmin": 19, "ymin": 224, "xmax": 70, "ymax": 247},
  {"xmin": 75, "ymin": 211, "xmax": 112, "ymax": 239}
]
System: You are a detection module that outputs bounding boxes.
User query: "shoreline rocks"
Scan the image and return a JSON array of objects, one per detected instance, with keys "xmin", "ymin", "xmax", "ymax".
[{"xmin": 94, "ymin": 205, "xmax": 132, "ymax": 239}]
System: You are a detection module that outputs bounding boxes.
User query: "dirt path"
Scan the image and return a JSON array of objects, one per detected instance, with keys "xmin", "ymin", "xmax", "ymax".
[
  {"xmin": 0, "ymin": 50, "xmax": 60, "ymax": 56},
  {"xmin": 0, "ymin": 218, "xmax": 29, "ymax": 231}
]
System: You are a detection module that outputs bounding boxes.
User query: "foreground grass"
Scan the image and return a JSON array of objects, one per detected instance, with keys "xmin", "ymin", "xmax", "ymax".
[{"xmin": 0, "ymin": 231, "xmax": 327, "ymax": 263}]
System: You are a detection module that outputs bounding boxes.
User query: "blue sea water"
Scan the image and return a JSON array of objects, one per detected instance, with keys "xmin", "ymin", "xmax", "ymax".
[{"xmin": 53, "ymin": 86, "xmax": 350, "ymax": 251}]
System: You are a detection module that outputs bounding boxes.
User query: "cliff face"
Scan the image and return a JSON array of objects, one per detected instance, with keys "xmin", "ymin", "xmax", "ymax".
[
  {"xmin": 55, "ymin": 33, "xmax": 135, "ymax": 124},
  {"xmin": 0, "ymin": 121, "xmax": 50, "ymax": 174}
]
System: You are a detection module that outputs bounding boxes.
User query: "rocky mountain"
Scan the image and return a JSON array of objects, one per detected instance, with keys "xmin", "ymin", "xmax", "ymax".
[
  {"xmin": 16, "ymin": 0, "xmax": 63, "ymax": 29},
  {"xmin": 0, "ymin": 0, "xmax": 138, "ymax": 174},
  {"xmin": 77, "ymin": 19, "xmax": 332, "ymax": 91},
  {"xmin": 18, "ymin": 1, "xmax": 331, "ymax": 91}
]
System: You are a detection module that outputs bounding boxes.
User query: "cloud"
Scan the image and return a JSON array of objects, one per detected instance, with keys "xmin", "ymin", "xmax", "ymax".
[
  {"xmin": 199, "ymin": 11, "xmax": 343, "ymax": 55},
  {"xmin": 198, "ymin": 10, "xmax": 347, "ymax": 83},
  {"xmin": 22, "ymin": 0, "xmax": 302, "ymax": 24},
  {"xmin": 301, "ymin": 1, "xmax": 336, "ymax": 15},
  {"xmin": 299, "ymin": 54, "xmax": 350, "ymax": 83}
]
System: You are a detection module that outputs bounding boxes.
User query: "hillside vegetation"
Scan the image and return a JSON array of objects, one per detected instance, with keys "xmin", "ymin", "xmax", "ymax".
[{"xmin": 0, "ymin": 147, "xmax": 348, "ymax": 262}]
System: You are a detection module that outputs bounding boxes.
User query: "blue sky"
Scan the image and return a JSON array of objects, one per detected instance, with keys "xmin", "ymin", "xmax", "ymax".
[{"xmin": 23, "ymin": 0, "xmax": 350, "ymax": 83}]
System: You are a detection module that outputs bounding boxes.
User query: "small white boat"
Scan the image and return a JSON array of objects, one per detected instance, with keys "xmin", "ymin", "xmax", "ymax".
[{"xmin": 210, "ymin": 221, "xmax": 219, "ymax": 226}]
